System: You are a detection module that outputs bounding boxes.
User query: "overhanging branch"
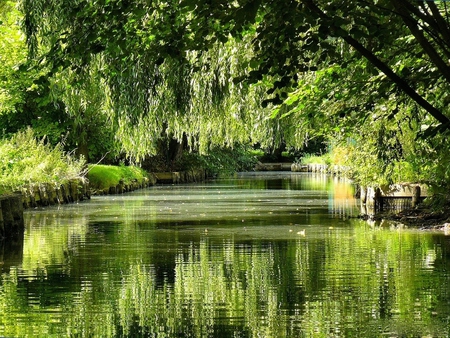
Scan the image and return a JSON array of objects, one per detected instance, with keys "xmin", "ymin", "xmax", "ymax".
[{"xmin": 303, "ymin": 0, "xmax": 450, "ymax": 127}]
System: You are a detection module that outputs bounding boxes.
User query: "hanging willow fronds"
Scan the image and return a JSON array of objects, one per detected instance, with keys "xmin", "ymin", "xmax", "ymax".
[{"xmin": 19, "ymin": 0, "xmax": 312, "ymax": 161}]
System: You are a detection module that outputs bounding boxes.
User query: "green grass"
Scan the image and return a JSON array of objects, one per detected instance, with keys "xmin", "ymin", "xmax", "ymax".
[
  {"xmin": 249, "ymin": 149, "xmax": 265, "ymax": 158},
  {"xmin": 300, "ymin": 153, "xmax": 330, "ymax": 165},
  {"xmin": 87, "ymin": 164, "xmax": 148, "ymax": 190},
  {"xmin": 0, "ymin": 128, "xmax": 86, "ymax": 193}
]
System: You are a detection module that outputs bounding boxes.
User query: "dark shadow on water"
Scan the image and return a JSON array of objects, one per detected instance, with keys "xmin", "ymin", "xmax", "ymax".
[{"xmin": 0, "ymin": 233, "xmax": 24, "ymax": 273}]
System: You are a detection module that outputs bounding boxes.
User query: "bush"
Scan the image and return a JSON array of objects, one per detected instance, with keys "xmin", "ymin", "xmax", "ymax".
[{"xmin": 0, "ymin": 128, "xmax": 86, "ymax": 192}]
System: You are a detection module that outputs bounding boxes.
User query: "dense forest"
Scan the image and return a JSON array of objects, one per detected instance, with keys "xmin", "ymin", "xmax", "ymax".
[{"xmin": 1, "ymin": 0, "xmax": 450, "ymax": 204}]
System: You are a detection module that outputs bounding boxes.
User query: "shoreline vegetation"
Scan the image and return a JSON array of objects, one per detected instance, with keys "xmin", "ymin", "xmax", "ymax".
[
  {"xmin": 296, "ymin": 151, "xmax": 450, "ymax": 231},
  {"xmin": 0, "ymin": 129, "xmax": 86, "ymax": 196},
  {"xmin": 1, "ymin": 130, "xmax": 449, "ymax": 232},
  {"xmin": 0, "ymin": 130, "xmax": 250, "ymax": 208},
  {"xmin": 87, "ymin": 164, "xmax": 154, "ymax": 195}
]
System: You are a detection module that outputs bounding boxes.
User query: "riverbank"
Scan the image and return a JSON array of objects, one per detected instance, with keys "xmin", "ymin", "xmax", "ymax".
[
  {"xmin": 0, "ymin": 163, "xmax": 210, "ymax": 238},
  {"xmin": 0, "ymin": 193, "xmax": 24, "ymax": 238},
  {"xmin": 361, "ymin": 205, "xmax": 450, "ymax": 231},
  {"xmin": 87, "ymin": 164, "xmax": 209, "ymax": 195},
  {"xmin": 1, "ymin": 164, "xmax": 209, "ymax": 207},
  {"xmin": 87, "ymin": 164, "xmax": 154, "ymax": 195},
  {"xmin": 291, "ymin": 161, "xmax": 448, "ymax": 231},
  {"xmin": 1, "ymin": 159, "xmax": 446, "ymax": 234}
]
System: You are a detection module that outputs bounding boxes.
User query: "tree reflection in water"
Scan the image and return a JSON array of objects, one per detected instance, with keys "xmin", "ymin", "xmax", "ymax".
[{"xmin": 0, "ymin": 173, "xmax": 449, "ymax": 337}]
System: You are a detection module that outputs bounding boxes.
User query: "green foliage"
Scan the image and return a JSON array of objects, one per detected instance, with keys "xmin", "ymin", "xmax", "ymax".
[
  {"xmin": 17, "ymin": 0, "xmax": 275, "ymax": 161},
  {"xmin": 300, "ymin": 153, "xmax": 330, "ymax": 166},
  {"xmin": 0, "ymin": 1, "xmax": 28, "ymax": 113},
  {"xmin": 87, "ymin": 164, "xmax": 148, "ymax": 191},
  {"xmin": 0, "ymin": 3, "xmax": 119, "ymax": 163},
  {"xmin": 0, "ymin": 128, "xmax": 86, "ymax": 191},
  {"xmin": 0, "ymin": 4, "xmax": 75, "ymax": 151},
  {"xmin": 50, "ymin": 63, "xmax": 121, "ymax": 162},
  {"xmin": 249, "ymin": 148, "xmax": 265, "ymax": 159},
  {"xmin": 180, "ymin": 145, "xmax": 258, "ymax": 177},
  {"xmin": 9, "ymin": 0, "xmax": 450, "ymax": 198},
  {"xmin": 0, "ymin": 2, "xmax": 69, "ymax": 144}
]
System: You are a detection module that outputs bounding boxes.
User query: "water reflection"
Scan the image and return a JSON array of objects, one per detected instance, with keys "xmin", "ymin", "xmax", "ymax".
[{"xmin": 0, "ymin": 173, "xmax": 449, "ymax": 337}]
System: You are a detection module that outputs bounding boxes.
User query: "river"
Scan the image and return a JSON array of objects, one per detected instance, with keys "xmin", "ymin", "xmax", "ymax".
[{"xmin": 1, "ymin": 172, "xmax": 449, "ymax": 337}]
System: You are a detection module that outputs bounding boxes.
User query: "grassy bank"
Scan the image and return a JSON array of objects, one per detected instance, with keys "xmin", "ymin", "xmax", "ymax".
[
  {"xmin": 300, "ymin": 153, "xmax": 330, "ymax": 165},
  {"xmin": 87, "ymin": 164, "xmax": 150, "ymax": 192}
]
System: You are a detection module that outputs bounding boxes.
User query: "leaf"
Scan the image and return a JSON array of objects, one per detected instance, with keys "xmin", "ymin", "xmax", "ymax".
[
  {"xmin": 349, "ymin": 27, "xmax": 368, "ymax": 39},
  {"xmin": 280, "ymin": 109, "xmax": 297, "ymax": 119},
  {"xmin": 417, "ymin": 123, "xmax": 450, "ymax": 140},
  {"xmin": 270, "ymin": 107, "xmax": 280, "ymax": 118},
  {"xmin": 249, "ymin": 59, "xmax": 259, "ymax": 69},
  {"xmin": 180, "ymin": 0, "xmax": 197, "ymax": 10},
  {"xmin": 284, "ymin": 93, "xmax": 299, "ymax": 106}
]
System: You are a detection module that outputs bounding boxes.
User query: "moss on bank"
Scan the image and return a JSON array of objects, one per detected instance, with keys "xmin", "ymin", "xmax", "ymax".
[{"xmin": 87, "ymin": 164, "xmax": 150, "ymax": 192}]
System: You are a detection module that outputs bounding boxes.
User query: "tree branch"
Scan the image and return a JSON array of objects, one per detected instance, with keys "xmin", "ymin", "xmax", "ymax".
[
  {"xmin": 425, "ymin": 1, "xmax": 450, "ymax": 44},
  {"xmin": 392, "ymin": 1, "xmax": 450, "ymax": 84},
  {"xmin": 302, "ymin": 0, "xmax": 450, "ymax": 127}
]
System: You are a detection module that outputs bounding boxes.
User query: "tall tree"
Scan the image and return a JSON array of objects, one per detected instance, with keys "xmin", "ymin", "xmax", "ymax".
[
  {"xmin": 20, "ymin": 0, "xmax": 450, "ymax": 127},
  {"xmin": 0, "ymin": 0, "xmax": 68, "ymax": 144},
  {"xmin": 19, "ymin": 0, "xmax": 276, "ymax": 160},
  {"xmin": 17, "ymin": 0, "xmax": 450, "ymax": 183}
]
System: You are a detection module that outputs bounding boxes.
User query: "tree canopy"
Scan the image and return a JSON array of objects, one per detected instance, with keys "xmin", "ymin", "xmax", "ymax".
[
  {"xmin": 1, "ymin": 0, "xmax": 448, "ymax": 191},
  {"xmin": 20, "ymin": 0, "xmax": 450, "ymax": 124}
]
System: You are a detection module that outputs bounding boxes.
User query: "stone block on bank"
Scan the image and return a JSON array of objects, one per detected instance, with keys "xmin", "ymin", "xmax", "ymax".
[
  {"xmin": 291, "ymin": 163, "xmax": 308, "ymax": 172},
  {"xmin": 154, "ymin": 172, "xmax": 176, "ymax": 184},
  {"xmin": 18, "ymin": 178, "xmax": 90, "ymax": 209}
]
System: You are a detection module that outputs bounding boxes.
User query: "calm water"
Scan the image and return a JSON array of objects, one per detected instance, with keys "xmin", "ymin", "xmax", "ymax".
[{"xmin": 1, "ymin": 172, "xmax": 450, "ymax": 337}]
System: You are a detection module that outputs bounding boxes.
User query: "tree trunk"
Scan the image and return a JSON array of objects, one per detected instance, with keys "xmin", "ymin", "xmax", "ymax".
[
  {"xmin": 76, "ymin": 138, "xmax": 89, "ymax": 163},
  {"xmin": 156, "ymin": 133, "xmax": 187, "ymax": 170},
  {"xmin": 167, "ymin": 137, "xmax": 185, "ymax": 168}
]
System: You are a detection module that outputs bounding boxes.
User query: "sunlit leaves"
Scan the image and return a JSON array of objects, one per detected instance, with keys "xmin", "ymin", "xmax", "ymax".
[
  {"xmin": 13, "ymin": 0, "xmax": 450, "ymax": 191},
  {"xmin": 0, "ymin": 2, "xmax": 28, "ymax": 113}
]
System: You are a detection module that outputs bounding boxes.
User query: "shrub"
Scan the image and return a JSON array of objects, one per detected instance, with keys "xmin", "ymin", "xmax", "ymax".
[{"xmin": 180, "ymin": 145, "xmax": 258, "ymax": 177}]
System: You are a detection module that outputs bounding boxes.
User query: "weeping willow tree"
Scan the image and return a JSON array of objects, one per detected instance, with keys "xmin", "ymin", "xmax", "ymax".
[
  {"xmin": 18, "ymin": 0, "xmax": 286, "ymax": 162},
  {"xmin": 111, "ymin": 38, "xmax": 273, "ymax": 161},
  {"xmin": 48, "ymin": 58, "xmax": 119, "ymax": 162}
]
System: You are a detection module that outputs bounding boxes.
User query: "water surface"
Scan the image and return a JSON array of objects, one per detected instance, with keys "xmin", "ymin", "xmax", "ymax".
[{"xmin": 1, "ymin": 172, "xmax": 450, "ymax": 337}]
